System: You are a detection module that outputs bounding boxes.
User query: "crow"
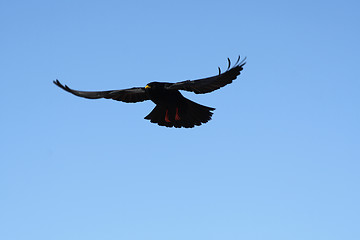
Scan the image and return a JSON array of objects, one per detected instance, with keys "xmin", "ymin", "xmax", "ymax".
[{"xmin": 54, "ymin": 56, "xmax": 246, "ymax": 128}]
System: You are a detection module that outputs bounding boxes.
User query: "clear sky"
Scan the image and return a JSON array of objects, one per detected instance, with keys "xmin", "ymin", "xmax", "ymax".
[{"xmin": 1, "ymin": 0, "xmax": 359, "ymax": 239}]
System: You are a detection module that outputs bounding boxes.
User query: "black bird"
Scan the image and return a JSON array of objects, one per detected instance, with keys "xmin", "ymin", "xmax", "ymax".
[{"xmin": 54, "ymin": 56, "xmax": 246, "ymax": 128}]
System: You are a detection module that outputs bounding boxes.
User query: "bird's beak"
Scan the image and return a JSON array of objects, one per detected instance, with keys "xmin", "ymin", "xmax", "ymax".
[{"xmin": 145, "ymin": 85, "xmax": 151, "ymax": 89}]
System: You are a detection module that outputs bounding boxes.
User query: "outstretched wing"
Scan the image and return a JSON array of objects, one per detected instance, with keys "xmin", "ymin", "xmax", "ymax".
[
  {"xmin": 53, "ymin": 80, "xmax": 149, "ymax": 103},
  {"xmin": 168, "ymin": 56, "xmax": 246, "ymax": 94}
]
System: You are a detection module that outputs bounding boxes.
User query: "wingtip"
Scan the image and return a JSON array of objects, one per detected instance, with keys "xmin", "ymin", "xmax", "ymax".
[
  {"xmin": 240, "ymin": 56, "xmax": 247, "ymax": 66},
  {"xmin": 53, "ymin": 79, "xmax": 60, "ymax": 86},
  {"xmin": 53, "ymin": 79, "xmax": 70, "ymax": 92},
  {"xmin": 235, "ymin": 55, "xmax": 241, "ymax": 65}
]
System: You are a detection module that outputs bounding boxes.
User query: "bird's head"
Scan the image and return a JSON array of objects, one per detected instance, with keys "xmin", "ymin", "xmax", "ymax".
[{"xmin": 145, "ymin": 82, "xmax": 165, "ymax": 92}]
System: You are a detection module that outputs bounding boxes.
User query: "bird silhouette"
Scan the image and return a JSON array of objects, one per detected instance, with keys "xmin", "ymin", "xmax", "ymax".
[{"xmin": 54, "ymin": 56, "xmax": 246, "ymax": 128}]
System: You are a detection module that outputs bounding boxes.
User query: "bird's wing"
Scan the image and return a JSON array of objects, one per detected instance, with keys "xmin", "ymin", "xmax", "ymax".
[
  {"xmin": 53, "ymin": 80, "xmax": 149, "ymax": 103},
  {"xmin": 168, "ymin": 56, "xmax": 246, "ymax": 94}
]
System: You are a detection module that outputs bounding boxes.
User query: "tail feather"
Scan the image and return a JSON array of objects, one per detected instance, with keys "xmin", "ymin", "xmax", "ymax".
[{"xmin": 144, "ymin": 98, "xmax": 215, "ymax": 128}]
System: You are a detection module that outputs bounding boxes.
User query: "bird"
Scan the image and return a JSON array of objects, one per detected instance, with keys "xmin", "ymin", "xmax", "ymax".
[{"xmin": 53, "ymin": 56, "xmax": 246, "ymax": 128}]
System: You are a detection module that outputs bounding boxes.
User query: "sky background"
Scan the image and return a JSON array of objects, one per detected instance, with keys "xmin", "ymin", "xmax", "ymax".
[{"xmin": 1, "ymin": 0, "xmax": 359, "ymax": 239}]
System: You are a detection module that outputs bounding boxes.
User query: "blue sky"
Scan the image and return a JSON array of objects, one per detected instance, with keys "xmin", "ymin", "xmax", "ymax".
[{"xmin": 1, "ymin": 0, "xmax": 359, "ymax": 239}]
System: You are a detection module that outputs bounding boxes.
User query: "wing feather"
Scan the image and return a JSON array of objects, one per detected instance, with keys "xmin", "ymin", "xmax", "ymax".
[
  {"xmin": 168, "ymin": 56, "xmax": 246, "ymax": 94},
  {"xmin": 53, "ymin": 80, "xmax": 149, "ymax": 103}
]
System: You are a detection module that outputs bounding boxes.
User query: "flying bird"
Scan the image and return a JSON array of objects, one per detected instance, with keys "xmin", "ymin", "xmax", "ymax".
[{"xmin": 54, "ymin": 56, "xmax": 246, "ymax": 128}]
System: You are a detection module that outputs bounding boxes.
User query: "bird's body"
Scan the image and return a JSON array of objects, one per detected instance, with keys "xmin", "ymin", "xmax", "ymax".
[
  {"xmin": 144, "ymin": 82, "xmax": 179, "ymax": 105},
  {"xmin": 143, "ymin": 82, "xmax": 215, "ymax": 128},
  {"xmin": 54, "ymin": 56, "xmax": 246, "ymax": 128}
]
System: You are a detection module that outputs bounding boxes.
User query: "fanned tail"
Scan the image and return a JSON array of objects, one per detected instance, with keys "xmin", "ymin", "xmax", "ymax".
[{"xmin": 144, "ymin": 98, "xmax": 215, "ymax": 128}]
